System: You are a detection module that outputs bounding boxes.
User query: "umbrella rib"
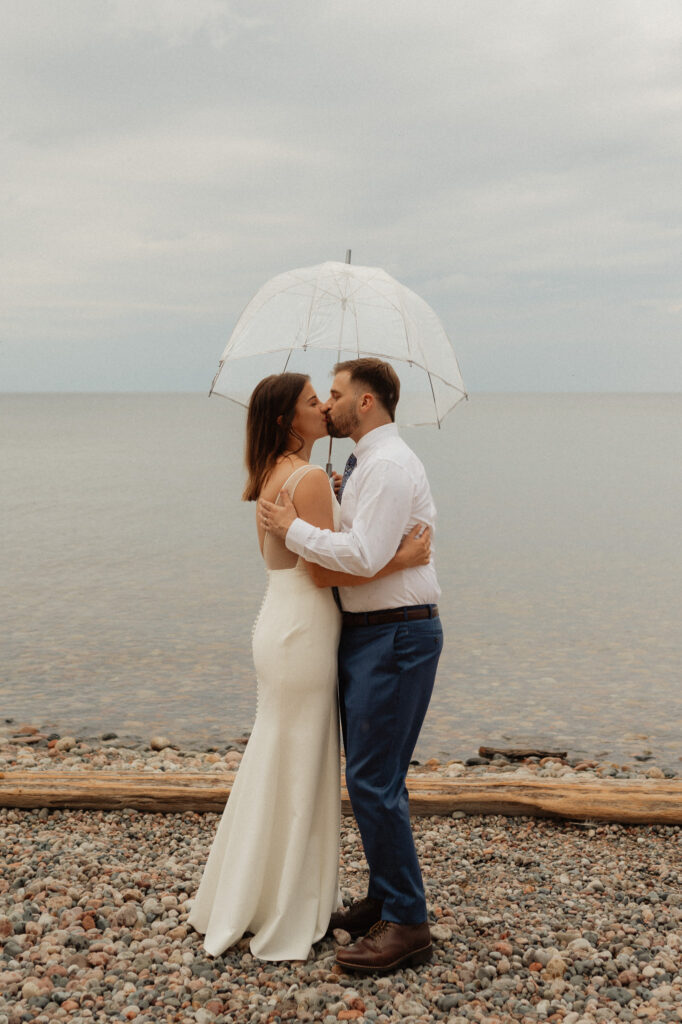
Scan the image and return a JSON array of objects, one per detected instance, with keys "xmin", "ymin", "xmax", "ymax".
[
  {"xmin": 223, "ymin": 275, "xmax": 314, "ymax": 355},
  {"xmin": 426, "ymin": 370, "xmax": 441, "ymax": 428},
  {"xmin": 348, "ymin": 348, "xmax": 466, "ymax": 393},
  {"xmin": 233, "ymin": 268, "xmax": 333, "ymax": 319},
  {"xmin": 393, "ymin": 275, "xmax": 416, "ymax": 365},
  {"xmin": 344, "ymin": 271, "xmax": 395, "ymax": 308},
  {"xmin": 302, "ymin": 274, "xmax": 324, "ymax": 348},
  {"xmin": 353, "ymin": 302, "xmax": 360, "ymax": 358},
  {"xmin": 300, "ymin": 270, "xmax": 357, "ymax": 340},
  {"xmin": 357, "ymin": 272, "xmax": 466, "ymax": 398},
  {"xmin": 354, "ymin": 277, "xmax": 407, "ymax": 317}
]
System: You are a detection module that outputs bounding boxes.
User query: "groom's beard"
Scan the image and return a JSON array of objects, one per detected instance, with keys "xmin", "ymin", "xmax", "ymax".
[{"xmin": 326, "ymin": 408, "xmax": 359, "ymax": 438}]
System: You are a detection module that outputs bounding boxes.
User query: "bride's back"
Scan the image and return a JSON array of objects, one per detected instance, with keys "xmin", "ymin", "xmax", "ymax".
[{"xmin": 258, "ymin": 461, "xmax": 320, "ymax": 570}]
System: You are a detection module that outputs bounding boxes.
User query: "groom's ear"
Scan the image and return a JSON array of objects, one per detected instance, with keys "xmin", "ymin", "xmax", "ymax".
[{"xmin": 359, "ymin": 391, "xmax": 374, "ymax": 413}]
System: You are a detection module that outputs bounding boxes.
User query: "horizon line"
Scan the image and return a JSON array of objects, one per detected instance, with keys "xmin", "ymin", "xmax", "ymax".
[{"xmin": 2, "ymin": 389, "xmax": 681, "ymax": 398}]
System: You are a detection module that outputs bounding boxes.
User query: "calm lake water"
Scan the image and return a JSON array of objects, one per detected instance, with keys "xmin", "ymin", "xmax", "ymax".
[{"xmin": 2, "ymin": 393, "xmax": 680, "ymax": 767}]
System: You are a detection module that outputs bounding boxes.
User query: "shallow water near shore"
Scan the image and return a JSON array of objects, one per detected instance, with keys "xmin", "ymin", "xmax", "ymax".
[{"xmin": 2, "ymin": 393, "xmax": 681, "ymax": 768}]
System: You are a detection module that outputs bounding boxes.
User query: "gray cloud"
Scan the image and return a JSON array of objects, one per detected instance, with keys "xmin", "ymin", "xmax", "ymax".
[{"xmin": 1, "ymin": 0, "xmax": 680, "ymax": 391}]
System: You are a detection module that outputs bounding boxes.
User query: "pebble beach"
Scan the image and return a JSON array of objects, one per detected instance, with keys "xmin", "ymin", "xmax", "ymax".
[{"xmin": 1, "ymin": 723, "xmax": 681, "ymax": 1024}]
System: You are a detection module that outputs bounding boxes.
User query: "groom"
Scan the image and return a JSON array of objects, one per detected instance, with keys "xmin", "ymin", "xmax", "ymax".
[{"xmin": 259, "ymin": 358, "xmax": 443, "ymax": 973}]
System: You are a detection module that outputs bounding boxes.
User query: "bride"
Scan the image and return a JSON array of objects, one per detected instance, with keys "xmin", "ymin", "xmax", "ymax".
[{"xmin": 188, "ymin": 372, "xmax": 430, "ymax": 962}]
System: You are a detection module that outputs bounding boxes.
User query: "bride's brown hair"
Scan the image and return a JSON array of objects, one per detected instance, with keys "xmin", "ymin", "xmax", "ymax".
[{"xmin": 242, "ymin": 373, "xmax": 310, "ymax": 501}]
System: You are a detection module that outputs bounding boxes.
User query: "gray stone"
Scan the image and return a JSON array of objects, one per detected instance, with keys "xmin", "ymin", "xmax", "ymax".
[
  {"xmin": 294, "ymin": 988, "xmax": 327, "ymax": 1011},
  {"xmin": 114, "ymin": 904, "xmax": 139, "ymax": 928},
  {"xmin": 54, "ymin": 736, "xmax": 76, "ymax": 751},
  {"xmin": 395, "ymin": 996, "xmax": 427, "ymax": 1016},
  {"xmin": 437, "ymin": 994, "xmax": 465, "ymax": 1010},
  {"xmin": 192, "ymin": 987, "xmax": 214, "ymax": 1006},
  {"xmin": 141, "ymin": 898, "xmax": 164, "ymax": 918},
  {"xmin": 150, "ymin": 735, "xmax": 173, "ymax": 751},
  {"xmin": 603, "ymin": 986, "xmax": 634, "ymax": 1005}
]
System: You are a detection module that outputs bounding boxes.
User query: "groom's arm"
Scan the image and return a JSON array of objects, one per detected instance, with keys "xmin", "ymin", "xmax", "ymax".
[
  {"xmin": 304, "ymin": 525, "xmax": 431, "ymax": 587},
  {"xmin": 262, "ymin": 460, "xmax": 413, "ymax": 577}
]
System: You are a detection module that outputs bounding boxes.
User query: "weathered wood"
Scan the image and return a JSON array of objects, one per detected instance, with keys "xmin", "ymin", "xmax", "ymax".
[
  {"xmin": 1, "ymin": 770, "xmax": 681, "ymax": 823},
  {"xmin": 479, "ymin": 745, "xmax": 568, "ymax": 760},
  {"xmin": 0, "ymin": 770, "xmax": 236, "ymax": 814}
]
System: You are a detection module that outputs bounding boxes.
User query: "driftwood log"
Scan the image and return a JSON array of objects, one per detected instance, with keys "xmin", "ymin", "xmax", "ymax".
[
  {"xmin": 478, "ymin": 745, "xmax": 568, "ymax": 761},
  {"xmin": 1, "ymin": 770, "xmax": 681, "ymax": 824}
]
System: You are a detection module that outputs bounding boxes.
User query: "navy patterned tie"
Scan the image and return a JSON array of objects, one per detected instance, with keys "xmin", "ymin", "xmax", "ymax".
[
  {"xmin": 337, "ymin": 453, "xmax": 357, "ymax": 502},
  {"xmin": 333, "ymin": 452, "xmax": 358, "ymax": 610}
]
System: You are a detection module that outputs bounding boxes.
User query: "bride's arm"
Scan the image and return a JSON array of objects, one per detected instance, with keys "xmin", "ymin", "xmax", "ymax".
[
  {"xmin": 288, "ymin": 469, "xmax": 337, "ymax": 534},
  {"xmin": 304, "ymin": 525, "xmax": 431, "ymax": 588}
]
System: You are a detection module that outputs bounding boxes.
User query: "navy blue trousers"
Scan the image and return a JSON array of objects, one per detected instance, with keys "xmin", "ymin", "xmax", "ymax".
[{"xmin": 338, "ymin": 615, "xmax": 444, "ymax": 924}]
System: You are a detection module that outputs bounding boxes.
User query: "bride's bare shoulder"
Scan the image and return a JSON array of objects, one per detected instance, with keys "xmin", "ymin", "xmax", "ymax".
[{"xmin": 259, "ymin": 456, "xmax": 308, "ymax": 501}]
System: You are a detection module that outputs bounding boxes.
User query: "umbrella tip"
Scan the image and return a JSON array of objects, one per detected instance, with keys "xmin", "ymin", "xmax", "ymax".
[{"xmin": 345, "ymin": 249, "xmax": 351, "ymax": 264}]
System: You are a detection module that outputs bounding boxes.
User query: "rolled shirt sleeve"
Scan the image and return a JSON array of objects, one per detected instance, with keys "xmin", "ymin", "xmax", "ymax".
[{"xmin": 285, "ymin": 459, "xmax": 413, "ymax": 576}]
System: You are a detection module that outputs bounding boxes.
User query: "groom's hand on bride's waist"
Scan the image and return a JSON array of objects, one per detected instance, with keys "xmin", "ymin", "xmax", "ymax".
[{"xmin": 258, "ymin": 491, "xmax": 297, "ymax": 539}]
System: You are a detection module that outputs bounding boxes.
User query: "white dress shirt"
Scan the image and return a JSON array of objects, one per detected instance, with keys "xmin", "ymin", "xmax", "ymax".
[{"xmin": 285, "ymin": 423, "xmax": 441, "ymax": 612}]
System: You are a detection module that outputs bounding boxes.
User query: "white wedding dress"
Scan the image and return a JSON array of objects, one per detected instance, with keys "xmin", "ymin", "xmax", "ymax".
[{"xmin": 188, "ymin": 465, "xmax": 341, "ymax": 961}]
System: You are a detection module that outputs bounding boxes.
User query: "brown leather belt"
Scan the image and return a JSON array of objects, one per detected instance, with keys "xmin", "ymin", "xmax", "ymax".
[{"xmin": 341, "ymin": 604, "xmax": 439, "ymax": 627}]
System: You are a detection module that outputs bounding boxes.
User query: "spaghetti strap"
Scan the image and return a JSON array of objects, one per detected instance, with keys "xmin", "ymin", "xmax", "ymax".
[{"xmin": 278, "ymin": 464, "xmax": 328, "ymax": 505}]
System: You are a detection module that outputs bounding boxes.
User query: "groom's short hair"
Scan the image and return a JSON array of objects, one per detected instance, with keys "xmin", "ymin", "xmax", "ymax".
[{"xmin": 333, "ymin": 358, "xmax": 400, "ymax": 421}]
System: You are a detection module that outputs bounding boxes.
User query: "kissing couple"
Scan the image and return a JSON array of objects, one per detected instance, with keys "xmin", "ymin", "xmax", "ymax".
[{"xmin": 188, "ymin": 357, "xmax": 443, "ymax": 974}]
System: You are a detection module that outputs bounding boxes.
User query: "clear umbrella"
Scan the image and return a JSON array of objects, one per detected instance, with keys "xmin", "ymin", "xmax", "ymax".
[{"xmin": 210, "ymin": 255, "xmax": 467, "ymax": 465}]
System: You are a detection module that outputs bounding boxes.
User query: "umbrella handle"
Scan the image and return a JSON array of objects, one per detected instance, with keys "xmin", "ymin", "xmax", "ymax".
[{"xmin": 326, "ymin": 435, "xmax": 333, "ymax": 477}]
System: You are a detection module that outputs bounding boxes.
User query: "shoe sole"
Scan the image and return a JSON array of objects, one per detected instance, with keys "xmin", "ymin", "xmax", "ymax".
[
  {"xmin": 327, "ymin": 916, "xmax": 382, "ymax": 940},
  {"xmin": 335, "ymin": 941, "xmax": 433, "ymax": 974},
  {"xmin": 327, "ymin": 924, "xmax": 379, "ymax": 939}
]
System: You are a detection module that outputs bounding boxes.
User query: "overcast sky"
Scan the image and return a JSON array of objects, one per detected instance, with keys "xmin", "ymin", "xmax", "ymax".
[{"xmin": 1, "ymin": 0, "xmax": 680, "ymax": 393}]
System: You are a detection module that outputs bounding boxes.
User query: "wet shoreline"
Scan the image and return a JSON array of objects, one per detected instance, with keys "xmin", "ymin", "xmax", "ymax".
[{"xmin": 1, "ymin": 720, "xmax": 677, "ymax": 782}]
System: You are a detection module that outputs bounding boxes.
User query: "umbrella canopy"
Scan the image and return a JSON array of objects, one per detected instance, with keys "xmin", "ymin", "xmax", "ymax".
[{"xmin": 210, "ymin": 260, "xmax": 467, "ymax": 426}]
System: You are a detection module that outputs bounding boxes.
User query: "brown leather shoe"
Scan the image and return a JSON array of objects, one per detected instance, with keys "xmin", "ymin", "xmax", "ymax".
[
  {"xmin": 335, "ymin": 919, "xmax": 432, "ymax": 974},
  {"xmin": 328, "ymin": 897, "xmax": 382, "ymax": 938}
]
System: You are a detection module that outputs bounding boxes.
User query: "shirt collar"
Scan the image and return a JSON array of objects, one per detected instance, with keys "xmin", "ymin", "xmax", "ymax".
[{"xmin": 353, "ymin": 422, "xmax": 399, "ymax": 460}]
